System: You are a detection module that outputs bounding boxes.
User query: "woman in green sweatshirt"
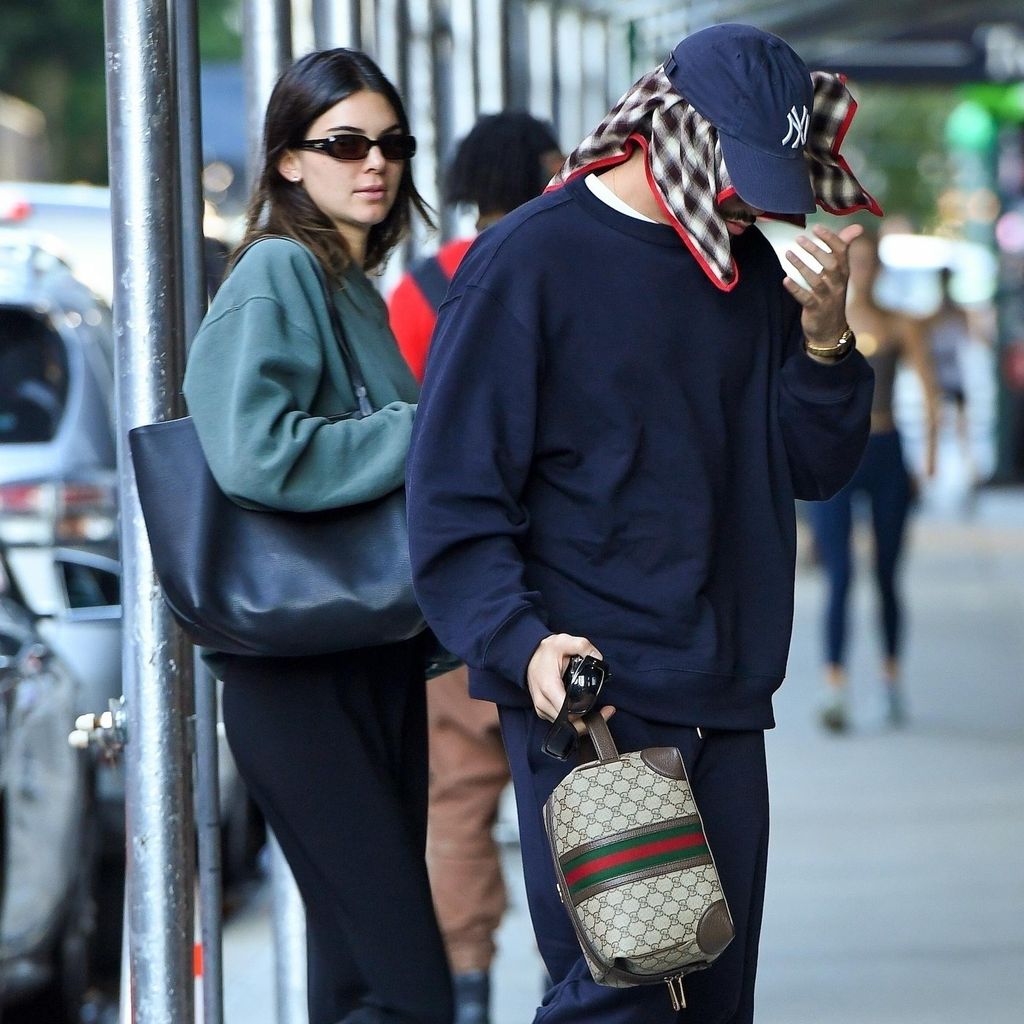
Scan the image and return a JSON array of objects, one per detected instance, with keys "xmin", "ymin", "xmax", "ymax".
[{"xmin": 183, "ymin": 50, "xmax": 452, "ymax": 1024}]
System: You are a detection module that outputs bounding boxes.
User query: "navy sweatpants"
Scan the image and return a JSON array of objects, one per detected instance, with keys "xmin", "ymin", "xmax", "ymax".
[
  {"xmin": 499, "ymin": 707, "xmax": 769, "ymax": 1024},
  {"xmin": 221, "ymin": 644, "xmax": 453, "ymax": 1024}
]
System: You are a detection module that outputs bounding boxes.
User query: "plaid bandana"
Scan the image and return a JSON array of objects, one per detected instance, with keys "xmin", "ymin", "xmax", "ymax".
[{"xmin": 549, "ymin": 65, "xmax": 881, "ymax": 292}]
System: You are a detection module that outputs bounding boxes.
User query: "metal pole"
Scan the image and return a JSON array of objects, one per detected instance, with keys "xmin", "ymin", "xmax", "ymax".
[
  {"xmin": 102, "ymin": 0, "xmax": 196, "ymax": 1019},
  {"xmin": 550, "ymin": 1, "xmax": 562, "ymax": 141},
  {"xmin": 469, "ymin": 0, "xmax": 481, "ymax": 115},
  {"xmin": 376, "ymin": 0, "xmax": 410, "ymax": 99},
  {"xmin": 269, "ymin": 834, "xmax": 309, "ymax": 1024},
  {"xmin": 243, "ymin": 0, "xmax": 293, "ymax": 189},
  {"xmin": 430, "ymin": 0, "xmax": 455, "ymax": 241},
  {"xmin": 312, "ymin": 0, "xmax": 361, "ymax": 49},
  {"xmin": 172, "ymin": 3, "xmax": 224, "ymax": 1019},
  {"xmin": 240, "ymin": 7, "xmax": 310, "ymax": 1019},
  {"xmin": 503, "ymin": 0, "xmax": 530, "ymax": 110},
  {"xmin": 192, "ymin": 655, "xmax": 224, "ymax": 1024},
  {"xmin": 361, "ymin": 0, "xmax": 379, "ymax": 57}
]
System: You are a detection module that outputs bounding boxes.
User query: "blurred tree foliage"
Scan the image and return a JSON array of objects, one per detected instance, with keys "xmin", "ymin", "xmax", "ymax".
[
  {"xmin": 839, "ymin": 83, "xmax": 959, "ymax": 231},
  {"xmin": 0, "ymin": 0, "xmax": 242, "ymax": 183}
]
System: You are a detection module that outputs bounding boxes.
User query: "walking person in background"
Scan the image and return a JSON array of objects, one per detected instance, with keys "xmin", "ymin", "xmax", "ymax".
[
  {"xmin": 407, "ymin": 23, "xmax": 876, "ymax": 1023},
  {"xmin": 926, "ymin": 266, "xmax": 983, "ymax": 490},
  {"xmin": 809, "ymin": 231, "xmax": 939, "ymax": 732},
  {"xmin": 387, "ymin": 111, "xmax": 562, "ymax": 1024},
  {"xmin": 183, "ymin": 48, "xmax": 452, "ymax": 1024}
]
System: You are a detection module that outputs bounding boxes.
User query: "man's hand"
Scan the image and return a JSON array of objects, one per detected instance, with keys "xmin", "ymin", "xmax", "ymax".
[
  {"xmin": 782, "ymin": 223, "xmax": 864, "ymax": 348},
  {"xmin": 526, "ymin": 633, "xmax": 614, "ymax": 734}
]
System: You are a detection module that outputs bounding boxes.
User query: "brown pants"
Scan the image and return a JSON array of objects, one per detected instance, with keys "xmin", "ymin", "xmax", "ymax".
[{"xmin": 426, "ymin": 666, "xmax": 510, "ymax": 974}]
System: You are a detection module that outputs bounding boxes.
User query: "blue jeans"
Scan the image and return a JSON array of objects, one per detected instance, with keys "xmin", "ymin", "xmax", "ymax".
[{"xmin": 807, "ymin": 430, "xmax": 912, "ymax": 666}]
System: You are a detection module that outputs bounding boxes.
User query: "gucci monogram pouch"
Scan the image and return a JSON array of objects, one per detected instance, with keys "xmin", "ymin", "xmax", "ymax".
[{"xmin": 543, "ymin": 712, "xmax": 734, "ymax": 1010}]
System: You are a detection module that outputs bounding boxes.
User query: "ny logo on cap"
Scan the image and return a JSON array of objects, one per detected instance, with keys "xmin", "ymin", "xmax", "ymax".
[{"xmin": 782, "ymin": 105, "xmax": 809, "ymax": 149}]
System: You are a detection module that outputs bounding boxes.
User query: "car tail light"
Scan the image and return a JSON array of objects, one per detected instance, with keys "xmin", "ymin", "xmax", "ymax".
[
  {"xmin": 0, "ymin": 194, "xmax": 31, "ymax": 223},
  {"xmin": 0, "ymin": 479, "xmax": 117, "ymax": 545}
]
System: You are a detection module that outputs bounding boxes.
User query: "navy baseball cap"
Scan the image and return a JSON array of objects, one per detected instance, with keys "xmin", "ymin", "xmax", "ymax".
[{"xmin": 665, "ymin": 23, "xmax": 816, "ymax": 215}]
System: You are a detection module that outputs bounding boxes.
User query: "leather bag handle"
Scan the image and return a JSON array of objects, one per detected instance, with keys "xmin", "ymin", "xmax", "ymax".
[{"xmin": 583, "ymin": 711, "xmax": 619, "ymax": 763}]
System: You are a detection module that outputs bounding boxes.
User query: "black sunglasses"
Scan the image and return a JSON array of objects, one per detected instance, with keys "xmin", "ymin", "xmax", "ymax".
[
  {"xmin": 297, "ymin": 133, "xmax": 417, "ymax": 162},
  {"xmin": 542, "ymin": 655, "xmax": 609, "ymax": 761}
]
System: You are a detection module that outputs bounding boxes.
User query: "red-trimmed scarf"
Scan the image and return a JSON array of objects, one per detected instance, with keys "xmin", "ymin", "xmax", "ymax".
[{"xmin": 548, "ymin": 64, "xmax": 881, "ymax": 292}]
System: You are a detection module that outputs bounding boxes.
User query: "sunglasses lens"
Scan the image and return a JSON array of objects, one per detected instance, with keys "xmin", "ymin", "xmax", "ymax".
[
  {"xmin": 379, "ymin": 135, "xmax": 416, "ymax": 160},
  {"xmin": 327, "ymin": 137, "xmax": 371, "ymax": 160},
  {"xmin": 542, "ymin": 722, "xmax": 578, "ymax": 760}
]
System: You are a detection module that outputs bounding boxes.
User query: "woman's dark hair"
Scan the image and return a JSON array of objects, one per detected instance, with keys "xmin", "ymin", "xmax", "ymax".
[
  {"xmin": 235, "ymin": 48, "xmax": 433, "ymax": 279},
  {"xmin": 445, "ymin": 112, "xmax": 561, "ymax": 217}
]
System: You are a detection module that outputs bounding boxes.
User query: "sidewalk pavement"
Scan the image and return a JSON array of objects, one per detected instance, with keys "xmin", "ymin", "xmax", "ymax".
[{"xmin": 222, "ymin": 485, "xmax": 1024, "ymax": 1023}]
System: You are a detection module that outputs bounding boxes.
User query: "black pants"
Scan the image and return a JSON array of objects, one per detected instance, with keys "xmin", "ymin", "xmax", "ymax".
[
  {"xmin": 221, "ymin": 642, "xmax": 453, "ymax": 1024},
  {"xmin": 499, "ymin": 707, "xmax": 769, "ymax": 1023}
]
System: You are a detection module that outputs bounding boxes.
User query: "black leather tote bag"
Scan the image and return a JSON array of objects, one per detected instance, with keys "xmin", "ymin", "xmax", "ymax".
[{"xmin": 128, "ymin": 239, "xmax": 425, "ymax": 657}]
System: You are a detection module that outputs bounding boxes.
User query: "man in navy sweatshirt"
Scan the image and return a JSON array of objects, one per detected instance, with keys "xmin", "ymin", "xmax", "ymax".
[{"xmin": 407, "ymin": 24, "xmax": 877, "ymax": 1024}]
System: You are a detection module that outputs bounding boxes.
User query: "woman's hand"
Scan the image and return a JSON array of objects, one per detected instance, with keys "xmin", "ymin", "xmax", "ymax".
[{"xmin": 783, "ymin": 223, "xmax": 864, "ymax": 349}]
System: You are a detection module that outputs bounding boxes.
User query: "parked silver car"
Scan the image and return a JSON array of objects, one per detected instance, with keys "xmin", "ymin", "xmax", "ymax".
[{"xmin": 0, "ymin": 567, "xmax": 97, "ymax": 1022}]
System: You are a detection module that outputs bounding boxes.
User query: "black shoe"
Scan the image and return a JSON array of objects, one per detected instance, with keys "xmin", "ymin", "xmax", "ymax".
[{"xmin": 453, "ymin": 970, "xmax": 490, "ymax": 1024}]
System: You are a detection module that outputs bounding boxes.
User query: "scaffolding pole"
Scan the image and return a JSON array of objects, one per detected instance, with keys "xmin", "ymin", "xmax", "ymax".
[
  {"xmin": 243, "ymin": 0, "xmax": 294, "ymax": 187},
  {"xmin": 240, "ymin": 5, "xmax": 310, "ymax": 1019},
  {"xmin": 313, "ymin": 0, "xmax": 362, "ymax": 49},
  {"xmin": 430, "ymin": 0, "xmax": 456, "ymax": 241},
  {"xmin": 103, "ymin": 0, "xmax": 196, "ymax": 1019}
]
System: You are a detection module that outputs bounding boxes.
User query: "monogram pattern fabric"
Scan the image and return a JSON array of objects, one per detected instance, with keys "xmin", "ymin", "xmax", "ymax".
[
  {"xmin": 544, "ymin": 745, "xmax": 735, "ymax": 989},
  {"xmin": 576, "ymin": 866, "xmax": 725, "ymax": 977},
  {"xmin": 546, "ymin": 753, "xmax": 698, "ymax": 851}
]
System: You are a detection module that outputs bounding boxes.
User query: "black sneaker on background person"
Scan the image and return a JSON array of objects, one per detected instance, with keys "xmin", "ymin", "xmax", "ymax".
[{"xmin": 453, "ymin": 970, "xmax": 490, "ymax": 1024}]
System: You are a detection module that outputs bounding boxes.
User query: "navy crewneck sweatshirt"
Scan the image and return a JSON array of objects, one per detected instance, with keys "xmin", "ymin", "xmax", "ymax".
[{"xmin": 407, "ymin": 175, "xmax": 873, "ymax": 729}]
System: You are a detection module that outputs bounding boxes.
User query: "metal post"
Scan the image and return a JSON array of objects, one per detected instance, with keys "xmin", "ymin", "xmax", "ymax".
[
  {"xmin": 269, "ymin": 835, "xmax": 309, "ymax": 1024},
  {"xmin": 581, "ymin": 16, "xmax": 607, "ymax": 137},
  {"xmin": 313, "ymin": 0, "xmax": 361, "ymax": 49},
  {"xmin": 550, "ymin": 0, "xmax": 562, "ymax": 140},
  {"xmin": 102, "ymin": 0, "xmax": 196, "ymax": 1019},
  {"xmin": 243, "ymin": 0, "xmax": 293, "ymax": 189},
  {"xmin": 430, "ymin": 0, "xmax": 455, "ymax": 241},
  {"xmin": 376, "ymin": 0, "xmax": 410, "ymax": 100},
  {"xmin": 556, "ymin": 3, "xmax": 583, "ymax": 148},
  {"xmin": 240, "ymin": 8, "xmax": 310, "ymax": 1019},
  {"xmin": 172, "ymin": 2, "xmax": 225, "ymax": 1019},
  {"xmin": 192, "ymin": 655, "xmax": 224, "ymax": 1024},
  {"xmin": 503, "ymin": 0, "xmax": 530, "ymax": 110},
  {"xmin": 361, "ymin": 0, "xmax": 379, "ymax": 57},
  {"xmin": 469, "ymin": 0, "xmax": 481, "ymax": 115}
]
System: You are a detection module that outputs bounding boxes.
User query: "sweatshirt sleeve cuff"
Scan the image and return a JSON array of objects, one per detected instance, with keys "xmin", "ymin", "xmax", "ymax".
[
  {"xmin": 483, "ymin": 607, "xmax": 553, "ymax": 689},
  {"xmin": 782, "ymin": 347, "xmax": 871, "ymax": 403}
]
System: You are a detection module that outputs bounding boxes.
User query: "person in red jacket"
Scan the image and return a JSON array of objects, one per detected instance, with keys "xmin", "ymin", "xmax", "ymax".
[
  {"xmin": 389, "ymin": 112, "xmax": 562, "ymax": 382},
  {"xmin": 387, "ymin": 112, "xmax": 561, "ymax": 1024}
]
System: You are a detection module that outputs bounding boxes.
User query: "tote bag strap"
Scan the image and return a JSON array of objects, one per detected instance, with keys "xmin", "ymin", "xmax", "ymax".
[{"xmin": 234, "ymin": 234, "xmax": 375, "ymax": 419}]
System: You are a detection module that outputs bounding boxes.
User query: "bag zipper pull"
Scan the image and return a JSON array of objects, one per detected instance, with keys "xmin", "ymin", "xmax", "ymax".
[
  {"xmin": 354, "ymin": 385, "xmax": 373, "ymax": 419},
  {"xmin": 667, "ymin": 976, "xmax": 686, "ymax": 1011}
]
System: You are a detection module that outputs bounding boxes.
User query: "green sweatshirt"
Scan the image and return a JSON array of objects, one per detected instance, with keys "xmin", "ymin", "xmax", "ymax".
[{"xmin": 183, "ymin": 236, "xmax": 418, "ymax": 513}]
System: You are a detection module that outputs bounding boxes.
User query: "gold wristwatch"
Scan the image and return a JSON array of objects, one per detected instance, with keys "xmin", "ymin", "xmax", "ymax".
[{"xmin": 805, "ymin": 327, "xmax": 856, "ymax": 359}]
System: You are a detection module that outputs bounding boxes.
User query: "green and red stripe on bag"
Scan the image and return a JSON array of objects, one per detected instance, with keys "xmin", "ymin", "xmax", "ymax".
[{"xmin": 562, "ymin": 819, "xmax": 710, "ymax": 897}]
